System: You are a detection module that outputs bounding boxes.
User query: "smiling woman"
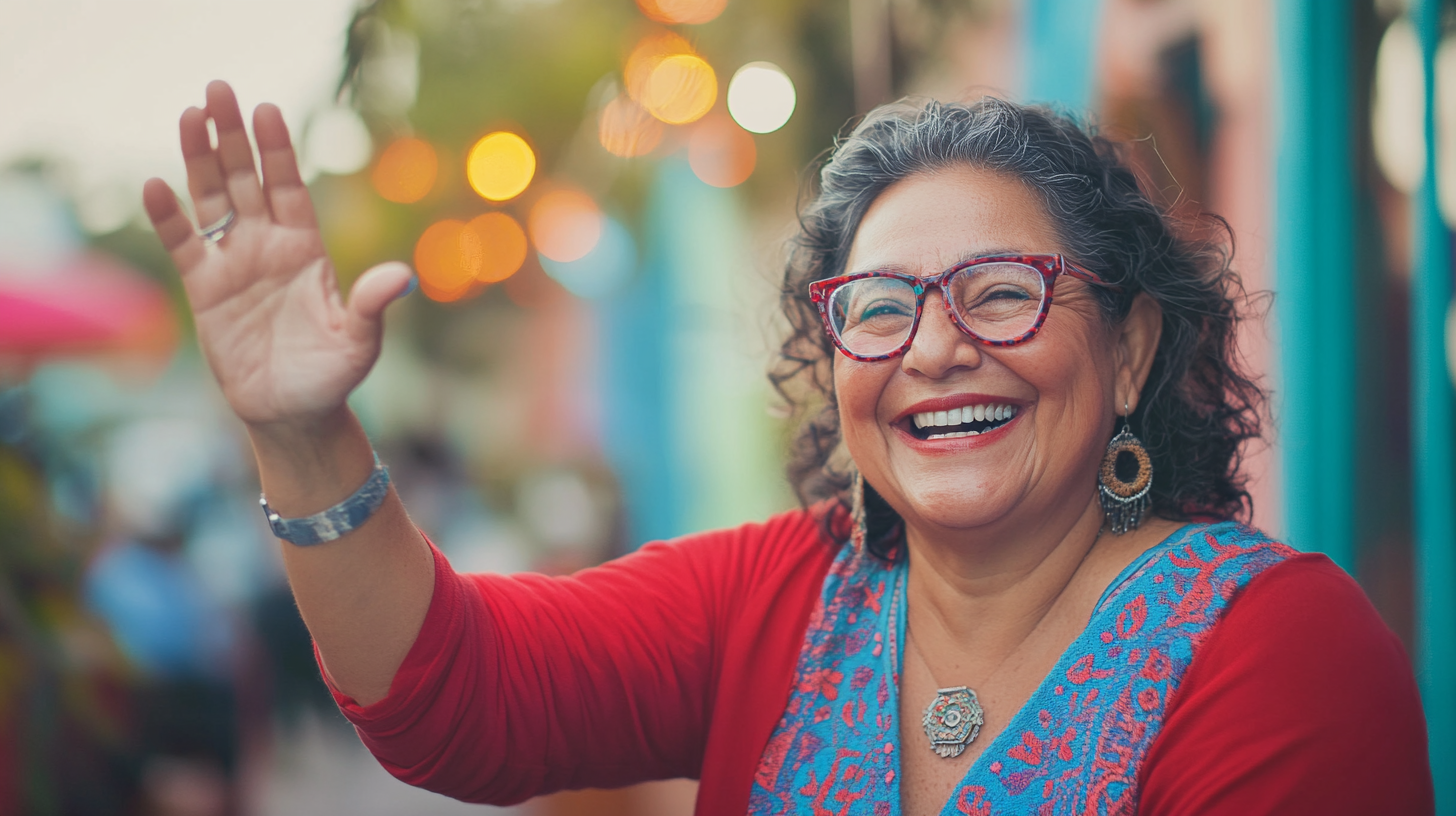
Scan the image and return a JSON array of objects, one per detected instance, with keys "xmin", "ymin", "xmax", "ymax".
[{"xmin": 143, "ymin": 87, "xmax": 1432, "ymax": 816}]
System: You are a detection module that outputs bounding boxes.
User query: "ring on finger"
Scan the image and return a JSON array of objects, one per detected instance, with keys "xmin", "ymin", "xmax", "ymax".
[{"xmin": 198, "ymin": 210, "xmax": 237, "ymax": 246}]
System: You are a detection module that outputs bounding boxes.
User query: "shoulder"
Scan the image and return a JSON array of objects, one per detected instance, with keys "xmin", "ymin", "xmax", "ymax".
[{"xmin": 1138, "ymin": 536, "xmax": 1434, "ymax": 814}]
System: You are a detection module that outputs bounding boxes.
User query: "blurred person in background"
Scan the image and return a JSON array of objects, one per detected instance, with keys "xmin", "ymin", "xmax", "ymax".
[
  {"xmin": 139, "ymin": 81, "xmax": 1432, "ymax": 814},
  {"xmin": 83, "ymin": 419, "xmax": 247, "ymax": 816}
]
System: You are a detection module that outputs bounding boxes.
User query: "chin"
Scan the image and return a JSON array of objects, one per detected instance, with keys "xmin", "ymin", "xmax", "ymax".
[{"xmin": 897, "ymin": 483, "xmax": 1023, "ymax": 533}]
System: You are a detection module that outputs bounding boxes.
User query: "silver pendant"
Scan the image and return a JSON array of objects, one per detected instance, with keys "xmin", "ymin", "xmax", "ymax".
[{"xmin": 922, "ymin": 686, "xmax": 984, "ymax": 759}]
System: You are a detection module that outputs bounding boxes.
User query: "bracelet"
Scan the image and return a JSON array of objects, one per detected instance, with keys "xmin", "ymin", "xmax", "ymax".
[{"xmin": 259, "ymin": 452, "xmax": 392, "ymax": 545}]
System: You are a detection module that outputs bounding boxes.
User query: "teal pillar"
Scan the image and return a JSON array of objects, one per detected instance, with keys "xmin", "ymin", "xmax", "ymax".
[
  {"xmin": 1021, "ymin": 0, "xmax": 1102, "ymax": 111},
  {"xmin": 1413, "ymin": 0, "xmax": 1456, "ymax": 808},
  {"xmin": 1273, "ymin": 1, "xmax": 1356, "ymax": 569}
]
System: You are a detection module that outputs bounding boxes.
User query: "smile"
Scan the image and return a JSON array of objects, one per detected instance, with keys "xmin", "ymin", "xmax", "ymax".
[{"xmin": 908, "ymin": 403, "xmax": 1018, "ymax": 440}]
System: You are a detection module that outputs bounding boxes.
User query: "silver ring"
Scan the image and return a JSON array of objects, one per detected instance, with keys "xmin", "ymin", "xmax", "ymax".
[{"xmin": 198, "ymin": 210, "xmax": 236, "ymax": 246}]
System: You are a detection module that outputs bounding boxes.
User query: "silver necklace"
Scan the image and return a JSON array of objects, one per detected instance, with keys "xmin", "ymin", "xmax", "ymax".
[
  {"xmin": 908, "ymin": 632, "xmax": 989, "ymax": 759},
  {"xmin": 903, "ymin": 523, "xmax": 1104, "ymax": 759}
]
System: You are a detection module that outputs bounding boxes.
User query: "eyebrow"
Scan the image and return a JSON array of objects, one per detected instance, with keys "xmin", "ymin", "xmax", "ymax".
[{"xmin": 847, "ymin": 247, "xmax": 1025, "ymax": 276}]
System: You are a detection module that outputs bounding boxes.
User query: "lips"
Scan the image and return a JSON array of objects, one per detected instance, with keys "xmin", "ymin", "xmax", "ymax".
[{"xmin": 892, "ymin": 395, "xmax": 1024, "ymax": 444}]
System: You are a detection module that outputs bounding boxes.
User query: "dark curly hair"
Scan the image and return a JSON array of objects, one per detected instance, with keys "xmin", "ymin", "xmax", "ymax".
[{"xmin": 771, "ymin": 97, "xmax": 1265, "ymax": 559}]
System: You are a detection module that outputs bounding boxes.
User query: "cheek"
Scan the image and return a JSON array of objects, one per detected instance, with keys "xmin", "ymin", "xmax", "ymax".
[{"xmin": 833, "ymin": 360, "xmax": 891, "ymax": 440}]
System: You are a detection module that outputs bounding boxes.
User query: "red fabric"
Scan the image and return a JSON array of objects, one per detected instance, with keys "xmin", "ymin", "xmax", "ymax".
[
  {"xmin": 324, "ymin": 511, "xmax": 1433, "ymax": 814},
  {"xmin": 1139, "ymin": 553, "xmax": 1433, "ymax": 815}
]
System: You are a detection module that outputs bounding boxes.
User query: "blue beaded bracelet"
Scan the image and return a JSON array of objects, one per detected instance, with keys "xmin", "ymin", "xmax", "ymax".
[{"xmin": 259, "ymin": 452, "xmax": 392, "ymax": 545}]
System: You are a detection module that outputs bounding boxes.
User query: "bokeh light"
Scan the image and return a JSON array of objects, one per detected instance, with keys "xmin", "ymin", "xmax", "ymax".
[
  {"xmin": 625, "ymin": 30, "xmax": 696, "ymax": 103},
  {"xmin": 643, "ymin": 54, "xmax": 717, "ymax": 125},
  {"xmin": 305, "ymin": 107, "xmax": 373, "ymax": 176},
  {"xmin": 529, "ymin": 189, "xmax": 603, "ymax": 263},
  {"xmin": 599, "ymin": 95, "xmax": 665, "ymax": 157},
  {"xmin": 371, "ymin": 137, "xmax": 438, "ymax": 203},
  {"xmin": 726, "ymin": 62, "xmax": 796, "ymax": 134},
  {"xmin": 539, "ymin": 216, "xmax": 638, "ymax": 300},
  {"xmin": 1436, "ymin": 34, "xmax": 1456, "ymax": 228},
  {"xmin": 466, "ymin": 212, "xmax": 529, "ymax": 283},
  {"xmin": 414, "ymin": 219, "xmax": 482, "ymax": 301},
  {"xmin": 467, "ymin": 131, "xmax": 537, "ymax": 202},
  {"xmin": 689, "ymin": 114, "xmax": 756, "ymax": 188},
  {"xmin": 636, "ymin": 0, "xmax": 727, "ymax": 25},
  {"xmin": 1371, "ymin": 18, "xmax": 1423, "ymax": 195}
]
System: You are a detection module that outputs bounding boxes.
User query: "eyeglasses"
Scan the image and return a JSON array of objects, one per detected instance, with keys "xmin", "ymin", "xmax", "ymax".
[{"xmin": 808, "ymin": 253, "xmax": 1119, "ymax": 362}]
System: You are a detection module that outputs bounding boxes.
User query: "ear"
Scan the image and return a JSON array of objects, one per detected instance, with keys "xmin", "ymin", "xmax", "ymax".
[{"xmin": 1115, "ymin": 293, "xmax": 1163, "ymax": 414}]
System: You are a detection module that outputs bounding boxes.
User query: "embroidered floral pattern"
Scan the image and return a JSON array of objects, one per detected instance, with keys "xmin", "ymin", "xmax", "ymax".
[{"xmin": 749, "ymin": 522, "xmax": 1294, "ymax": 815}]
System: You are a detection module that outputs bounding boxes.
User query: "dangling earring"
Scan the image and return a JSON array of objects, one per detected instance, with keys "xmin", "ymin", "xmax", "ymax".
[
  {"xmin": 849, "ymin": 466, "xmax": 868, "ymax": 554},
  {"xmin": 1099, "ymin": 401, "xmax": 1152, "ymax": 535}
]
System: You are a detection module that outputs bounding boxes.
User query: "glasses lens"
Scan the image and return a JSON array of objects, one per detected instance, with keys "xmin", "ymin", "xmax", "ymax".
[
  {"xmin": 826, "ymin": 276, "xmax": 919, "ymax": 357},
  {"xmin": 946, "ymin": 263, "xmax": 1047, "ymax": 342}
]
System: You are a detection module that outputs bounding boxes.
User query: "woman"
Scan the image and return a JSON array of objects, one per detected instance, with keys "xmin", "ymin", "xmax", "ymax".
[{"xmin": 142, "ymin": 83, "xmax": 1432, "ymax": 814}]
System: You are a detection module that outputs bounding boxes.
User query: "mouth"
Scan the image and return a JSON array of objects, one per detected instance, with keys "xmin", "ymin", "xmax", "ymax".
[{"xmin": 902, "ymin": 402, "xmax": 1019, "ymax": 441}]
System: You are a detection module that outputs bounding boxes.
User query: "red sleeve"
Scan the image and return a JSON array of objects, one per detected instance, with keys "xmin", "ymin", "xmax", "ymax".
[
  {"xmin": 321, "ymin": 507, "xmax": 836, "ymax": 807},
  {"xmin": 1138, "ymin": 553, "xmax": 1434, "ymax": 815}
]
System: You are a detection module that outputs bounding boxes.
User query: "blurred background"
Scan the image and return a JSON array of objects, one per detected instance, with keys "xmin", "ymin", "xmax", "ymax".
[{"xmin": 1, "ymin": 0, "xmax": 1453, "ymax": 813}]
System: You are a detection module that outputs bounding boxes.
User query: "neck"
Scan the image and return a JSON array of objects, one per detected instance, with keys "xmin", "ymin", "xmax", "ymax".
[{"xmin": 903, "ymin": 493, "xmax": 1107, "ymax": 659}]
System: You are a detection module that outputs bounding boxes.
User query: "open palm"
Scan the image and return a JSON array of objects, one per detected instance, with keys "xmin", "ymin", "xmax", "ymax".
[{"xmin": 143, "ymin": 81, "xmax": 411, "ymax": 429}]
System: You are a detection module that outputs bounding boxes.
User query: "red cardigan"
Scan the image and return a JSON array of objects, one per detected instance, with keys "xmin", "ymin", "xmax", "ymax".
[{"xmin": 326, "ymin": 507, "xmax": 1434, "ymax": 814}]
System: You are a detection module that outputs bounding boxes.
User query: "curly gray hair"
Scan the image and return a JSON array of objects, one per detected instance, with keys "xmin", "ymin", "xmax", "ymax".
[{"xmin": 771, "ymin": 97, "xmax": 1264, "ymax": 558}]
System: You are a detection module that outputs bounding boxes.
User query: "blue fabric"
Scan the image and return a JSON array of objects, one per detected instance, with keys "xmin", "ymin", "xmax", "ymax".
[
  {"xmin": 750, "ymin": 522, "xmax": 1293, "ymax": 815},
  {"xmin": 84, "ymin": 539, "xmax": 233, "ymax": 678}
]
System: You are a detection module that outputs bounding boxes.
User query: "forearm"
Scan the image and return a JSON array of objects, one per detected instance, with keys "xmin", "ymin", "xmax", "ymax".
[{"xmin": 250, "ymin": 407, "xmax": 434, "ymax": 706}]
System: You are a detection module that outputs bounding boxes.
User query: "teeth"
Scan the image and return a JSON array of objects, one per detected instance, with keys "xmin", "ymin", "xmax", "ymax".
[{"xmin": 911, "ymin": 404, "xmax": 1018, "ymax": 429}]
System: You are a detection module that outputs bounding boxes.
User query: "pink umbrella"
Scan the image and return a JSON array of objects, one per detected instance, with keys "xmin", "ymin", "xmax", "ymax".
[{"xmin": 0, "ymin": 253, "xmax": 178, "ymax": 360}]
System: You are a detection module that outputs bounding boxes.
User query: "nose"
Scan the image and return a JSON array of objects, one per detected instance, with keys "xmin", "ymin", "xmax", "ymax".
[{"xmin": 900, "ymin": 287, "xmax": 983, "ymax": 377}]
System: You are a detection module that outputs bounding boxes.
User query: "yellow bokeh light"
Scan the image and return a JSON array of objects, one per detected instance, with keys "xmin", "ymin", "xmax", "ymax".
[
  {"xmin": 529, "ymin": 189, "xmax": 603, "ymax": 263},
  {"xmin": 636, "ymin": 0, "xmax": 727, "ymax": 25},
  {"xmin": 372, "ymin": 137, "xmax": 438, "ymax": 203},
  {"xmin": 688, "ymin": 113, "xmax": 756, "ymax": 188},
  {"xmin": 599, "ymin": 95, "xmax": 665, "ymax": 157},
  {"xmin": 414, "ymin": 219, "xmax": 482, "ymax": 302},
  {"xmin": 643, "ymin": 54, "xmax": 717, "ymax": 126},
  {"xmin": 466, "ymin": 212, "xmax": 529, "ymax": 283},
  {"xmin": 625, "ymin": 30, "xmax": 695, "ymax": 103},
  {"xmin": 466, "ymin": 132, "xmax": 537, "ymax": 202}
]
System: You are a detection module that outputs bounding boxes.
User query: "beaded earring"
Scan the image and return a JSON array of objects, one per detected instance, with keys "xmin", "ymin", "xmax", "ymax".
[
  {"xmin": 849, "ymin": 466, "xmax": 868, "ymax": 554},
  {"xmin": 1098, "ymin": 402, "xmax": 1153, "ymax": 534}
]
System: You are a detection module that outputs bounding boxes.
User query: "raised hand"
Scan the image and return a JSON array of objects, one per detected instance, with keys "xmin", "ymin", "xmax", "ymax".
[{"xmin": 143, "ymin": 81, "xmax": 412, "ymax": 433}]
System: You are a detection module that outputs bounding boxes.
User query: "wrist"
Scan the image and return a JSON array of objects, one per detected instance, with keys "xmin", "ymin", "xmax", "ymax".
[{"xmin": 247, "ymin": 408, "xmax": 377, "ymax": 518}]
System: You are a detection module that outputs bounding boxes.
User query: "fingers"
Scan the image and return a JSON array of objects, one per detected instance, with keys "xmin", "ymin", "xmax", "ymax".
[
  {"xmin": 181, "ymin": 106, "xmax": 234, "ymax": 230},
  {"xmin": 143, "ymin": 177, "xmax": 206, "ymax": 274},
  {"xmin": 254, "ymin": 103, "xmax": 317, "ymax": 229},
  {"xmin": 345, "ymin": 262, "xmax": 416, "ymax": 344},
  {"xmin": 204, "ymin": 80, "xmax": 268, "ymax": 218}
]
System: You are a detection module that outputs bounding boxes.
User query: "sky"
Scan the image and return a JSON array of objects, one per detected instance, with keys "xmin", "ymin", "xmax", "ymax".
[{"xmin": 1, "ymin": 0, "xmax": 359, "ymax": 233}]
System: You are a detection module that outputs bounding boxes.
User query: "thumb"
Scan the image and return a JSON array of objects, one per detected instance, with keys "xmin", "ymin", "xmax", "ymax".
[{"xmin": 345, "ymin": 261, "xmax": 415, "ymax": 342}]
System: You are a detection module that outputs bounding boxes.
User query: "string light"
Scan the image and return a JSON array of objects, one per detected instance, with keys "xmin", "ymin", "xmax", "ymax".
[
  {"xmin": 689, "ymin": 113, "xmax": 756, "ymax": 187},
  {"xmin": 643, "ymin": 54, "xmax": 717, "ymax": 125},
  {"xmin": 414, "ymin": 219, "xmax": 481, "ymax": 301},
  {"xmin": 466, "ymin": 212, "xmax": 528, "ymax": 283},
  {"xmin": 529, "ymin": 189, "xmax": 603, "ymax": 263},
  {"xmin": 466, "ymin": 132, "xmax": 537, "ymax": 202},
  {"xmin": 372, "ymin": 137, "xmax": 438, "ymax": 203},
  {"xmin": 599, "ymin": 95, "xmax": 664, "ymax": 157},
  {"xmin": 636, "ymin": 0, "xmax": 727, "ymax": 25}
]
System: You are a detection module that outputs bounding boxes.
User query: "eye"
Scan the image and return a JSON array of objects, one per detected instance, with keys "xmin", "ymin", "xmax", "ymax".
[
  {"xmin": 859, "ymin": 299, "xmax": 913, "ymax": 320},
  {"xmin": 974, "ymin": 285, "xmax": 1033, "ymax": 303}
]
